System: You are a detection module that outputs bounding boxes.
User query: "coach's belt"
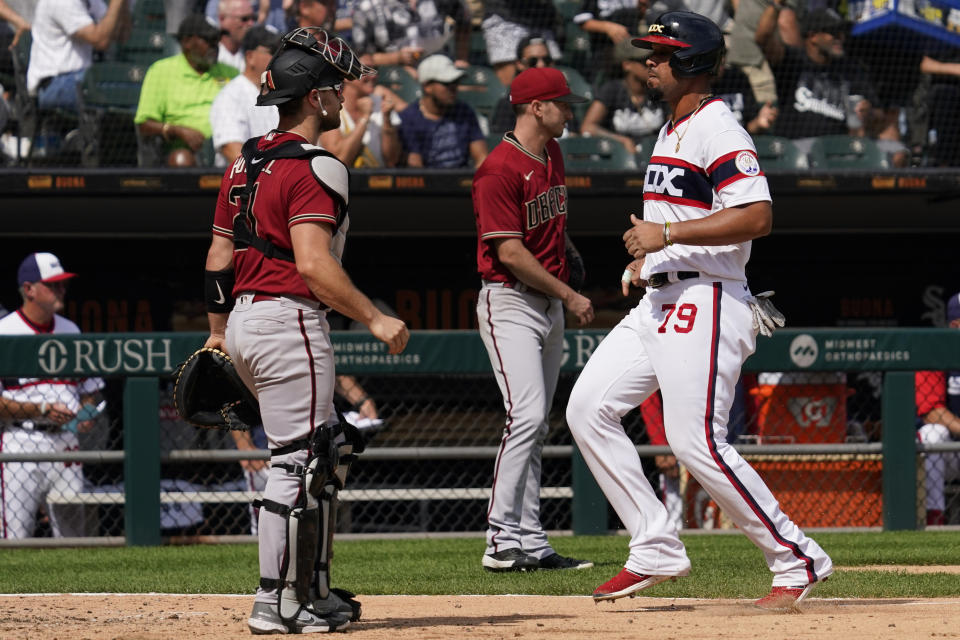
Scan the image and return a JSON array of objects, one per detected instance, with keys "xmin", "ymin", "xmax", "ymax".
[
  {"xmin": 647, "ymin": 271, "xmax": 700, "ymax": 289},
  {"xmin": 482, "ymin": 280, "xmax": 548, "ymax": 297}
]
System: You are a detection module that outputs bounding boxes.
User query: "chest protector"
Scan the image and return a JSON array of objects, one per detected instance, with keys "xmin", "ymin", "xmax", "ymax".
[{"xmin": 233, "ymin": 136, "xmax": 350, "ymax": 263}]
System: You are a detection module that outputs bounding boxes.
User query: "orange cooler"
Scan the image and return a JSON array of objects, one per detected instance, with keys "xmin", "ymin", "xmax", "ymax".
[{"xmin": 749, "ymin": 372, "xmax": 850, "ymax": 443}]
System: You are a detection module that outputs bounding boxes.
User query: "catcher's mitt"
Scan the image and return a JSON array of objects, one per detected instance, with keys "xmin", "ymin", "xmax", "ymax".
[{"xmin": 173, "ymin": 347, "xmax": 260, "ymax": 430}]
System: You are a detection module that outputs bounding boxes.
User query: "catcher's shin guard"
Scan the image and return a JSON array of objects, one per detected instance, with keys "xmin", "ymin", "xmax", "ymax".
[
  {"xmin": 279, "ymin": 498, "xmax": 320, "ymax": 618},
  {"xmin": 312, "ymin": 417, "xmax": 367, "ymax": 602},
  {"xmin": 259, "ymin": 423, "xmax": 342, "ymax": 621}
]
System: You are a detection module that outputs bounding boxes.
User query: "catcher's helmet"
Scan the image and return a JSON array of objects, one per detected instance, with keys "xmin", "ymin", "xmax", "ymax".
[
  {"xmin": 258, "ymin": 26, "xmax": 375, "ymax": 106},
  {"xmin": 632, "ymin": 11, "xmax": 725, "ymax": 77}
]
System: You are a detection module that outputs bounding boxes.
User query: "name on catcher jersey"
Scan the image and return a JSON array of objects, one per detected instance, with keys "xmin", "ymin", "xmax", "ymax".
[
  {"xmin": 641, "ymin": 98, "xmax": 771, "ymax": 282},
  {"xmin": 212, "ymin": 131, "xmax": 349, "ymax": 301}
]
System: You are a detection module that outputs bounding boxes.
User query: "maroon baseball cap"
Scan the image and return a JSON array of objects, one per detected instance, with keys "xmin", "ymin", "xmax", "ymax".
[{"xmin": 509, "ymin": 67, "xmax": 588, "ymax": 105}]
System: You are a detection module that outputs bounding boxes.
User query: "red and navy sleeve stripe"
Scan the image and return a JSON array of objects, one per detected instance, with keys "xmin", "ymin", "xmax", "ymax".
[{"xmin": 707, "ymin": 150, "xmax": 764, "ymax": 192}]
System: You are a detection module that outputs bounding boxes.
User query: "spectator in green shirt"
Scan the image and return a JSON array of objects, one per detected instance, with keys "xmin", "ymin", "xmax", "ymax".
[{"xmin": 134, "ymin": 14, "xmax": 238, "ymax": 166}]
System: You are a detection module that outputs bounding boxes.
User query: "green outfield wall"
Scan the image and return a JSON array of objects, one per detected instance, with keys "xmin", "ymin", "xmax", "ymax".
[{"xmin": 2, "ymin": 328, "xmax": 955, "ymax": 544}]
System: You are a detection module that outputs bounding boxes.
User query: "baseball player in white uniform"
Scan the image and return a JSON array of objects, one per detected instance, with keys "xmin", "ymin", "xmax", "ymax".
[
  {"xmin": 203, "ymin": 27, "xmax": 408, "ymax": 634},
  {"xmin": 0, "ymin": 253, "xmax": 104, "ymax": 539},
  {"xmin": 565, "ymin": 12, "xmax": 833, "ymax": 611}
]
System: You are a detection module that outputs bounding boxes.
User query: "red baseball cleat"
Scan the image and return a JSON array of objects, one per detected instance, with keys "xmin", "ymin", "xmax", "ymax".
[
  {"xmin": 754, "ymin": 583, "xmax": 819, "ymax": 612},
  {"xmin": 592, "ymin": 568, "xmax": 673, "ymax": 602}
]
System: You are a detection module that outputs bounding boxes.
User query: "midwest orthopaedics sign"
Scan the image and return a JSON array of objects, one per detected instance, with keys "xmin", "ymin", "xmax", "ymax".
[{"xmin": 37, "ymin": 337, "xmax": 175, "ymax": 375}]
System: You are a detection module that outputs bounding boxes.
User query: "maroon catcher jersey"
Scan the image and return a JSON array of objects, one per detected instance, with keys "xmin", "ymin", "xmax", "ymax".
[
  {"xmin": 212, "ymin": 131, "xmax": 344, "ymax": 300},
  {"xmin": 473, "ymin": 133, "xmax": 569, "ymax": 284}
]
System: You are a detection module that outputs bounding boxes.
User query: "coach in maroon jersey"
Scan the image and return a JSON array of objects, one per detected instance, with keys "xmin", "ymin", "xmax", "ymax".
[
  {"xmin": 473, "ymin": 67, "xmax": 595, "ymax": 573},
  {"xmin": 202, "ymin": 27, "xmax": 408, "ymax": 634}
]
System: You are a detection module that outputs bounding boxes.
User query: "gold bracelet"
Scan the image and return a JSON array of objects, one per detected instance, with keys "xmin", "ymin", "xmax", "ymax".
[{"xmin": 663, "ymin": 221, "xmax": 673, "ymax": 247}]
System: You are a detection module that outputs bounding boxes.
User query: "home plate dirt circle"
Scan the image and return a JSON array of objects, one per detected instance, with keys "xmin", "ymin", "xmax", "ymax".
[{"xmin": 2, "ymin": 594, "xmax": 959, "ymax": 640}]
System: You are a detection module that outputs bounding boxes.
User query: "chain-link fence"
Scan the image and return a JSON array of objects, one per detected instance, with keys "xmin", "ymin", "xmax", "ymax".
[
  {"xmin": 2, "ymin": 335, "xmax": 958, "ymax": 543},
  {"xmin": 0, "ymin": 329, "xmax": 960, "ymax": 539},
  {"xmin": 1, "ymin": 1, "xmax": 958, "ymax": 167}
]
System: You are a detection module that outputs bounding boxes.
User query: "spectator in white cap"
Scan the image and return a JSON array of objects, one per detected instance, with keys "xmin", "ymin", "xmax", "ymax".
[
  {"xmin": 397, "ymin": 54, "xmax": 488, "ymax": 168},
  {"xmin": 0, "ymin": 252, "xmax": 105, "ymax": 539}
]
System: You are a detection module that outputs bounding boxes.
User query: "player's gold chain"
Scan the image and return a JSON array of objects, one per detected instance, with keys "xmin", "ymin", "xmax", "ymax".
[{"xmin": 673, "ymin": 95, "xmax": 714, "ymax": 152}]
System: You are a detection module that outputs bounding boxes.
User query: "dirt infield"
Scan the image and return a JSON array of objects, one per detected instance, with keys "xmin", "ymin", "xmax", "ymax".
[{"xmin": 2, "ymin": 594, "xmax": 959, "ymax": 640}]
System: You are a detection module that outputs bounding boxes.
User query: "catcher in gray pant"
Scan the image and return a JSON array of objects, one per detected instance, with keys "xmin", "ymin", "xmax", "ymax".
[{"xmin": 203, "ymin": 27, "xmax": 408, "ymax": 635}]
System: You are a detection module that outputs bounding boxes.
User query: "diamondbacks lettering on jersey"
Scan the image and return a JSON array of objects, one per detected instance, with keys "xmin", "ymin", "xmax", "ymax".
[{"xmin": 524, "ymin": 185, "xmax": 568, "ymax": 229}]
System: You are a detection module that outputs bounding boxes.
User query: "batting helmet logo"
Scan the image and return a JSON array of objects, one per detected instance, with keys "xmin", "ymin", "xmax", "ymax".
[{"xmin": 631, "ymin": 11, "xmax": 726, "ymax": 77}]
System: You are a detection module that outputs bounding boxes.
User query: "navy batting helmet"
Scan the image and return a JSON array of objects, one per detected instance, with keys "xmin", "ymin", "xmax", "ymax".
[
  {"xmin": 257, "ymin": 26, "xmax": 375, "ymax": 106},
  {"xmin": 632, "ymin": 11, "xmax": 725, "ymax": 77}
]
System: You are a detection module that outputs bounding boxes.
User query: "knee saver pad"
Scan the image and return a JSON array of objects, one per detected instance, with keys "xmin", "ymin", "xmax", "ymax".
[
  {"xmin": 331, "ymin": 418, "xmax": 366, "ymax": 476},
  {"xmin": 305, "ymin": 424, "xmax": 339, "ymax": 497}
]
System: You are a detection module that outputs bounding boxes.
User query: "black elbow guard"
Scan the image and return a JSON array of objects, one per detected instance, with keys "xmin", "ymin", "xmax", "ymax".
[{"xmin": 205, "ymin": 268, "xmax": 235, "ymax": 313}]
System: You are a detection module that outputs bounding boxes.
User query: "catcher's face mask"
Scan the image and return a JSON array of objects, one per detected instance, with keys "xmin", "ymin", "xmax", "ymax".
[{"xmin": 258, "ymin": 26, "xmax": 376, "ymax": 106}]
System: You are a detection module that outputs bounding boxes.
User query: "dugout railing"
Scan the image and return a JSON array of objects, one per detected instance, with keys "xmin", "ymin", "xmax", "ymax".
[{"xmin": 0, "ymin": 328, "xmax": 957, "ymax": 546}]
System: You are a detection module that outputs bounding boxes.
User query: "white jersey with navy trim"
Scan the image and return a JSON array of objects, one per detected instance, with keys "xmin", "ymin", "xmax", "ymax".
[
  {"xmin": 0, "ymin": 310, "xmax": 104, "ymax": 420},
  {"xmin": 641, "ymin": 98, "xmax": 770, "ymax": 282},
  {"xmin": 566, "ymin": 97, "xmax": 832, "ymax": 595}
]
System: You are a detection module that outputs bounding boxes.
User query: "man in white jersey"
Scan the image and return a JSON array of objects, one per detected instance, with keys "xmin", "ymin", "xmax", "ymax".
[
  {"xmin": 565, "ymin": 12, "xmax": 833, "ymax": 612},
  {"xmin": 0, "ymin": 253, "xmax": 104, "ymax": 538}
]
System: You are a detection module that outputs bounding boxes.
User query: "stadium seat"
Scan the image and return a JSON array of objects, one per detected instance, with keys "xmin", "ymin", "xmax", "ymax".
[
  {"xmin": 554, "ymin": 0, "xmax": 582, "ymax": 21},
  {"xmin": 196, "ymin": 138, "xmax": 216, "ymax": 167},
  {"xmin": 559, "ymin": 24, "xmax": 591, "ymax": 78},
  {"xmin": 634, "ymin": 134, "xmax": 659, "ymax": 167},
  {"xmin": 559, "ymin": 135, "xmax": 636, "ymax": 171},
  {"xmin": 376, "ymin": 64, "xmax": 421, "ymax": 104},
  {"xmin": 752, "ymin": 135, "xmax": 808, "ymax": 170},
  {"xmin": 807, "ymin": 135, "xmax": 889, "ymax": 170},
  {"xmin": 467, "ymin": 30, "xmax": 487, "ymax": 67},
  {"xmin": 457, "ymin": 65, "xmax": 505, "ymax": 121},
  {"xmin": 7, "ymin": 30, "xmax": 32, "ymax": 164},
  {"xmin": 9, "ymin": 31, "xmax": 80, "ymax": 166},
  {"xmin": 555, "ymin": 65, "xmax": 594, "ymax": 123},
  {"xmin": 77, "ymin": 62, "xmax": 147, "ymax": 166},
  {"xmin": 80, "ymin": 62, "xmax": 146, "ymax": 111},
  {"xmin": 118, "ymin": 28, "xmax": 177, "ymax": 64},
  {"xmin": 132, "ymin": 0, "xmax": 167, "ymax": 30}
]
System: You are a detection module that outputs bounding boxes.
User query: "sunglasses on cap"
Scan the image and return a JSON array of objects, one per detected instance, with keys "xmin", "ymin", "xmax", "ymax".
[{"xmin": 523, "ymin": 56, "xmax": 552, "ymax": 66}]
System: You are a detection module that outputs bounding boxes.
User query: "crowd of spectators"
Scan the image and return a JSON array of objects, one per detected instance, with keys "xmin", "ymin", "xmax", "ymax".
[{"xmin": 0, "ymin": 0, "xmax": 956, "ymax": 167}]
